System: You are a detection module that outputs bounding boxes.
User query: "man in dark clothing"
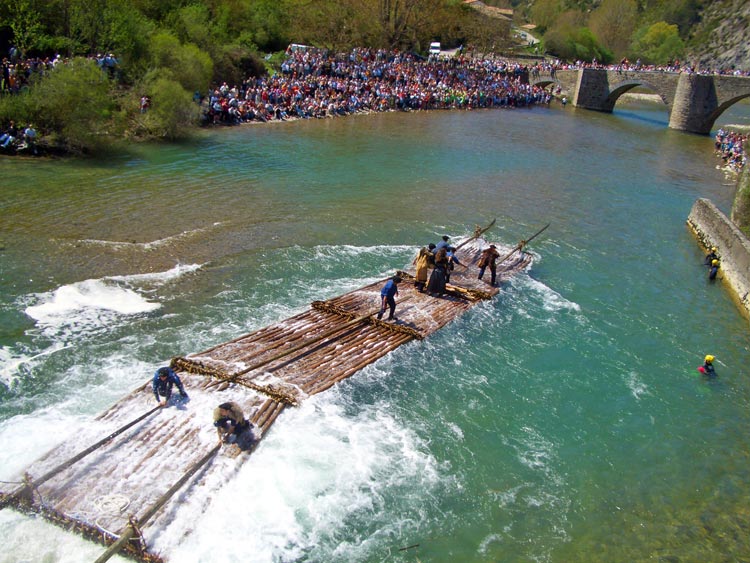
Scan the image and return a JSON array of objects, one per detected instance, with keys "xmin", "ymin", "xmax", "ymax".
[
  {"xmin": 152, "ymin": 366, "xmax": 189, "ymax": 406},
  {"xmin": 478, "ymin": 244, "xmax": 501, "ymax": 285},
  {"xmin": 377, "ymin": 275, "xmax": 401, "ymax": 321},
  {"xmin": 213, "ymin": 402, "xmax": 255, "ymax": 449},
  {"xmin": 709, "ymin": 259, "xmax": 719, "ymax": 281}
]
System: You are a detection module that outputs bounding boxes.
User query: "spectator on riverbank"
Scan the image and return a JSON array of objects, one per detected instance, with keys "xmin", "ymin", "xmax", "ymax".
[
  {"xmin": 715, "ymin": 128, "xmax": 746, "ymax": 171},
  {"xmin": 0, "ymin": 120, "xmax": 19, "ymax": 149}
]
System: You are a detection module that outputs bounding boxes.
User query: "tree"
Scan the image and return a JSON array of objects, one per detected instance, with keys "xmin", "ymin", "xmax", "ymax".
[
  {"xmin": 148, "ymin": 31, "xmax": 213, "ymax": 93},
  {"xmin": 588, "ymin": 0, "xmax": 637, "ymax": 59},
  {"xmin": 530, "ymin": 0, "xmax": 562, "ymax": 34},
  {"xmin": 376, "ymin": 0, "xmax": 443, "ymax": 50},
  {"xmin": 2, "ymin": 0, "xmax": 45, "ymax": 55},
  {"xmin": 140, "ymin": 74, "xmax": 200, "ymax": 139},
  {"xmin": 629, "ymin": 21, "xmax": 685, "ymax": 65},
  {"xmin": 544, "ymin": 10, "xmax": 612, "ymax": 63}
]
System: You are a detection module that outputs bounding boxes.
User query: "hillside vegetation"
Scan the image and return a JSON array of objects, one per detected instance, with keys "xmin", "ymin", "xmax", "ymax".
[
  {"xmin": 501, "ymin": 0, "xmax": 750, "ymax": 70},
  {"xmin": 0, "ymin": 0, "xmax": 746, "ymax": 153}
]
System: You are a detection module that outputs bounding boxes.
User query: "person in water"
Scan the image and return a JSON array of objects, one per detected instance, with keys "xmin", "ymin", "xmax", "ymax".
[
  {"xmin": 709, "ymin": 259, "xmax": 719, "ymax": 281},
  {"xmin": 477, "ymin": 244, "xmax": 501, "ymax": 285},
  {"xmin": 704, "ymin": 246, "xmax": 718, "ymax": 265},
  {"xmin": 698, "ymin": 355, "xmax": 716, "ymax": 377},
  {"xmin": 377, "ymin": 275, "xmax": 401, "ymax": 321},
  {"xmin": 152, "ymin": 366, "xmax": 189, "ymax": 406},
  {"xmin": 213, "ymin": 401, "xmax": 255, "ymax": 449}
]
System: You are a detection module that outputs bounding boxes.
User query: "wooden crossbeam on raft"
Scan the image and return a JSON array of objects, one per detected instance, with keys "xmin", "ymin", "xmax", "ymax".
[{"xmin": 171, "ymin": 357, "xmax": 300, "ymax": 406}]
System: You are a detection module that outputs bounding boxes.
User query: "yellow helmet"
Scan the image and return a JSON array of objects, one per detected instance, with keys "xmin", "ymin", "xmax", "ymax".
[
  {"xmin": 704, "ymin": 355, "xmax": 715, "ymax": 363},
  {"xmin": 711, "ymin": 259, "xmax": 719, "ymax": 266},
  {"xmin": 711, "ymin": 247, "xmax": 717, "ymax": 252}
]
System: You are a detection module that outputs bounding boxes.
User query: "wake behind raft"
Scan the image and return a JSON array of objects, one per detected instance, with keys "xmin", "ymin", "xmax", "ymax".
[{"xmin": 0, "ymin": 220, "xmax": 548, "ymax": 563}]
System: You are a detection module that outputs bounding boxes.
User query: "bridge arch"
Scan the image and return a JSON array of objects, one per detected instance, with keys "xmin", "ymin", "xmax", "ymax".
[
  {"xmin": 530, "ymin": 79, "xmax": 556, "ymax": 90},
  {"xmin": 705, "ymin": 93, "xmax": 750, "ymax": 132},
  {"xmin": 604, "ymin": 79, "xmax": 671, "ymax": 111}
]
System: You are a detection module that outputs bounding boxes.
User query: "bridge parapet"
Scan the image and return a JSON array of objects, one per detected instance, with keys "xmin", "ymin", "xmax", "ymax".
[{"xmin": 533, "ymin": 68, "xmax": 750, "ymax": 134}]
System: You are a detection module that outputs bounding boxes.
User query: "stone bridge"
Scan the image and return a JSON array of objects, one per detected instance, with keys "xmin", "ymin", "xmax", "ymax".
[{"xmin": 532, "ymin": 68, "xmax": 750, "ymax": 134}]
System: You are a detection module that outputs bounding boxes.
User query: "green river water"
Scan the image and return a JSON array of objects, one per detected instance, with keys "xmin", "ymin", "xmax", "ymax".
[{"xmin": 0, "ymin": 100, "xmax": 749, "ymax": 562}]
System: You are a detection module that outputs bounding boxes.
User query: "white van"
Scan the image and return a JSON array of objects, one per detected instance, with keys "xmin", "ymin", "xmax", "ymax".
[{"xmin": 429, "ymin": 42, "xmax": 441, "ymax": 56}]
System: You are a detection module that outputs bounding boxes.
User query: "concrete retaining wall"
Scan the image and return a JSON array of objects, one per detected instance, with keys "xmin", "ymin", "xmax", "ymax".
[{"xmin": 687, "ymin": 198, "xmax": 750, "ymax": 318}]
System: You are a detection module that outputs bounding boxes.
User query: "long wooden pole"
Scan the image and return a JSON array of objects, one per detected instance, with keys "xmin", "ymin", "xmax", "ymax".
[
  {"xmin": 497, "ymin": 223, "xmax": 550, "ymax": 264},
  {"xmin": 454, "ymin": 218, "xmax": 496, "ymax": 251},
  {"xmin": 93, "ymin": 443, "xmax": 222, "ymax": 563},
  {"xmin": 1, "ymin": 405, "xmax": 162, "ymax": 510}
]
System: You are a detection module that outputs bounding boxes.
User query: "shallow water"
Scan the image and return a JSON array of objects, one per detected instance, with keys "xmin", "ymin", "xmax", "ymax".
[{"xmin": 1, "ymin": 99, "xmax": 749, "ymax": 562}]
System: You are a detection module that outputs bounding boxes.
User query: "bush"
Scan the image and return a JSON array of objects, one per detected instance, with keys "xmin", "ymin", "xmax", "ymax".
[
  {"xmin": 629, "ymin": 22, "xmax": 685, "ymax": 65},
  {"xmin": 149, "ymin": 31, "xmax": 213, "ymax": 94},
  {"xmin": 545, "ymin": 26, "xmax": 612, "ymax": 63},
  {"xmin": 21, "ymin": 58, "xmax": 119, "ymax": 152},
  {"xmin": 139, "ymin": 74, "xmax": 201, "ymax": 139}
]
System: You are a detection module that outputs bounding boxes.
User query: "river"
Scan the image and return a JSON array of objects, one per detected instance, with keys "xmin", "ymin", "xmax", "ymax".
[{"xmin": 1, "ymin": 98, "xmax": 749, "ymax": 562}]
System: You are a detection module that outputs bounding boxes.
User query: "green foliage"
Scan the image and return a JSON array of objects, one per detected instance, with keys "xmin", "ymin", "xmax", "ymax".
[
  {"xmin": 542, "ymin": 9, "xmax": 612, "ymax": 62},
  {"xmin": 588, "ymin": 0, "xmax": 637, "ymax": 58},
  {"xmin": 545, "ymin": 25, "xmax": 612, "ymax": 62},
  {"xmin": 629, "ymin": 21, "xmax": 685, "ymax": 64},
  {"xmin": 646, "ymin": 0, "xmax": 701, "ymax": 35},
  {"xmin": 138, "ymin": 74, "xmax": 201, "ymax": 139},
  {"xmin": 211, "ymin": 45, "xmax": 266, "ymax": 85},
  {"xmin": 1, "ymin": 0, "xmax": 45, "ymax": 54},
  {"xmin": 531, "ymin": 0, "xmax": 562, "ymax": 33},
  {"xmin": 20, "ymin": 58, "xmax": 119, "ymax": 152},
  {"xmin": 148, "ymin": 31, "xmax": 213, "ymax": 93}
]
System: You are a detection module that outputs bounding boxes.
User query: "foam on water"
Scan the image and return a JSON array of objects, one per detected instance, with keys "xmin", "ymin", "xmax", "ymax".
[
  {"xmin": 0, "ymin": 408, "xmax": 88, "ymax": 479},
  {"xmin": 0, "ymin": 510, "xmax": 130, "ymax": 563},
  {"xmin": 72, "ymin": 223, "xmax": 225, "ymax": 250},
  {"xmin": 513, "ymin": 274, "xmax": 581, "ymax": 314},
  {"xmin": 153, "ymin": 390, "xmax": 446, "ymax": 563},
  {"xmin": 0, "ymin": 343, "xmax": 71, "ymax": 388},
  {"xmin": 22, "ymin": 264, "xmax": 201, "ymax": 337}
]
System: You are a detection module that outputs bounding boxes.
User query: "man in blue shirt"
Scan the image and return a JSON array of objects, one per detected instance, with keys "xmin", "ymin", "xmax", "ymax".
[
  {"xmin": 377, "ymin": 275, "xmax": 401, "ymax": 321},
  {"xmin": 152, "ymin": 366, "xmax": 189, "ymax": 406}
]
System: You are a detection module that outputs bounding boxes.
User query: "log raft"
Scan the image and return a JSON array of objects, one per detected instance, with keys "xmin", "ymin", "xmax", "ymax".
[{"xmin": 0, "ymin": 229, "xmax": 535, "ymax": 563}]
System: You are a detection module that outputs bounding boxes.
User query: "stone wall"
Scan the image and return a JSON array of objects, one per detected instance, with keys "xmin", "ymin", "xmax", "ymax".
[
  {"xmin": 687, "ymin": 198, "xmax": 750, "ymax": 318},
  {"xmin": 730, "ymin": 165, "xmax": 750, "ymax": 232}
]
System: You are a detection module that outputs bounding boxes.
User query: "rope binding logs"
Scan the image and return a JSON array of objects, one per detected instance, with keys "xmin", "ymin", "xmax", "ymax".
[{"xmin": 170, "ymin": 357, "xmax": 299, "ymax": 406}]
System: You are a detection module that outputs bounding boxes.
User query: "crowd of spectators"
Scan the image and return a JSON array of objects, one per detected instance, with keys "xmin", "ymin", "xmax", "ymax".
[
  {"xmin": 0, "ymin": 119, "xmax": 38, "ymax": 154},
  {"xmin": 1, "ymin": 48, "xmax": 118, "ymax": 94},
  {"xmin": 530, "ymin": 57, "xmax": 750, "ymax": 77},
  {"xmin": 203, "ymin": 47, "xmax": 552, "ymax": 125},
  {"xmin": 715, "ymin": 128, "xmax": 746, "ymax": 171}
]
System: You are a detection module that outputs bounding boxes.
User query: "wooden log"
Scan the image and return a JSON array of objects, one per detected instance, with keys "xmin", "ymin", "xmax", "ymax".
[
  {"xmin": 0, "ymin": 406, "xmax": 162, "ymax": 511},
  {"xmin": 93, "ymin": 443, "xmax": 222, "ymax": 563}
]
